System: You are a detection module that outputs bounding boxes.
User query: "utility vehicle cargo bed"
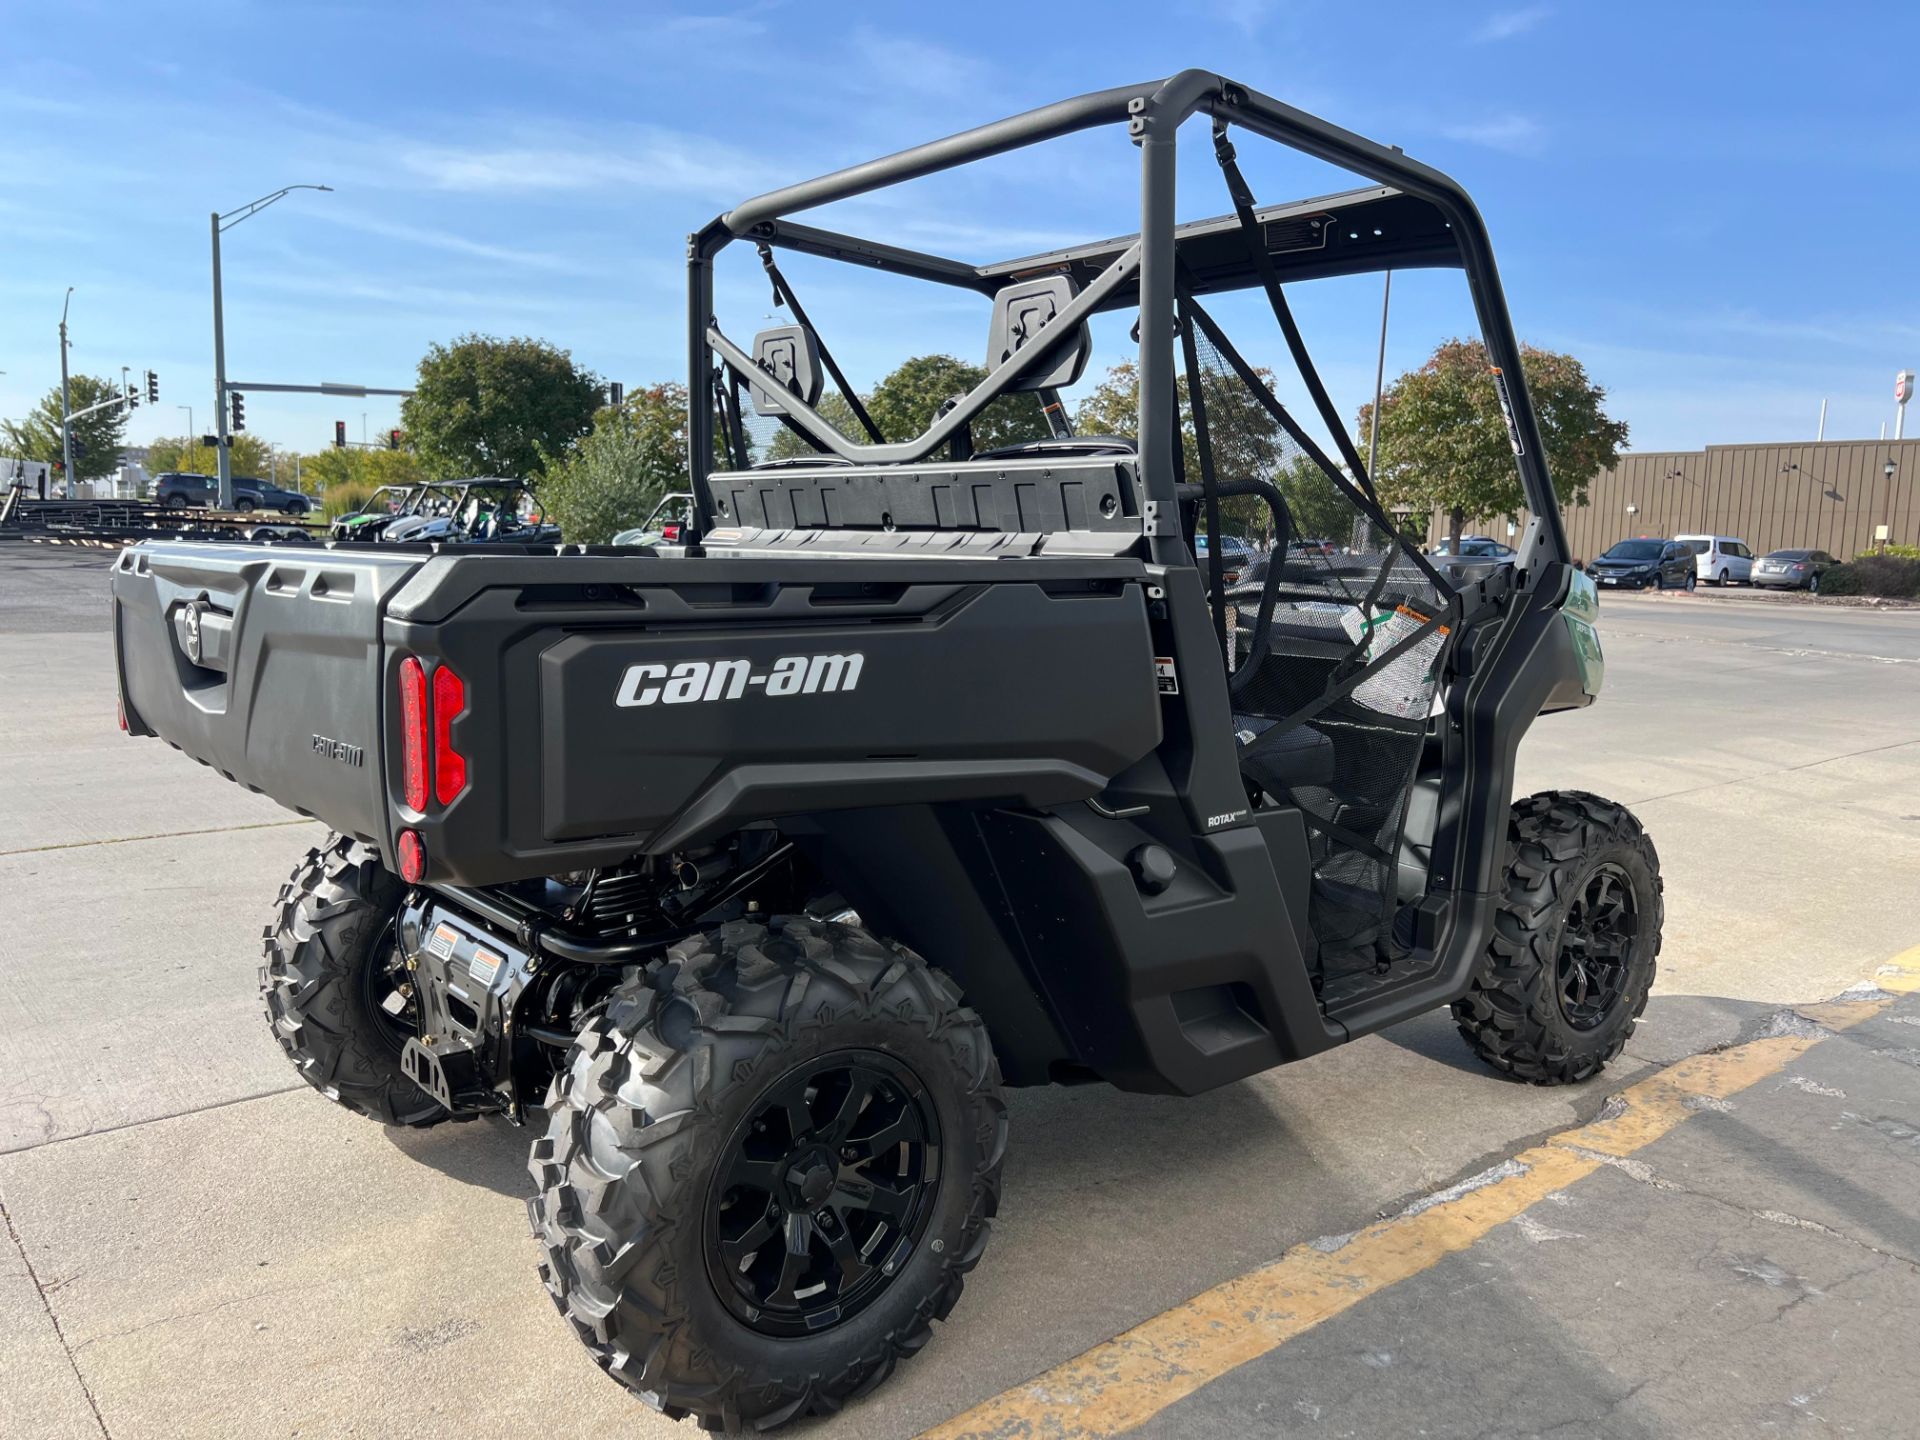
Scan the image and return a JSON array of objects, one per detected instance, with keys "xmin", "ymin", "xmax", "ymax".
[{"xmin": 111, "ymin": 543, "xmax": 1163, "ymax": 885}]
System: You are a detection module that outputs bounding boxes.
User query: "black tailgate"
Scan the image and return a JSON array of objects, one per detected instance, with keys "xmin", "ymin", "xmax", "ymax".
[{"xmin": 111, "ymin": 543, "xmax": 423, "ymax": 846}]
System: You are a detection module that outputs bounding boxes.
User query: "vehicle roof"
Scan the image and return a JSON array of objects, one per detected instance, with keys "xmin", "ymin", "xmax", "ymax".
[{"xmin": 1673, "ymin": 533, "xmax": 1745, "ymax": 541}]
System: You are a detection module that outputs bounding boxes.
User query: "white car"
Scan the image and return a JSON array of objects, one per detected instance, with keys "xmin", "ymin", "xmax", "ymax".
[{"xmin": 1675, "ymin": 534, "xmax": 1754, "ymax": 586}]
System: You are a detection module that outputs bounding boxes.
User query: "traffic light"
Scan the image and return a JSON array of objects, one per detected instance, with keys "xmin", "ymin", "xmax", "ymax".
[
  {"xmin": 334, "ymin": 420, "xmax": 347, "ymax": 449},
  {"xmin": 387, "ymin": 429, "xmax": 401, "ymax": 450},
  {"xmin": 145, "ymin": 370, "xmax": 159, "ymax": 404},
  {"xmin": 71, "ymin": 437, "xmax": 88, "ymax": 461},
  {"xmin": 126, "ymin": 382, "xmax": 139, "ymax": 410},
  {"xmin": 229, "ymin": 391, "xmax": 246, "ymax": 431}
]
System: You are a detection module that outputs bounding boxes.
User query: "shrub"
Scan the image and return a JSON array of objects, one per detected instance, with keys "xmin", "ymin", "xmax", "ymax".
[
  {"xmin": 540, "ymin": 385, "xmax": 689, "ymax": 544},
  {"xmin": 321, "ymin": 480, "xmax": 379, "ymax": 520},
  {"xmin": 1820, "ymin": 555, "xmax": 1920, "ymax": 598},
  {"xmin": 1857, "ymin": 541, "xmax": 1920, "ymax": 561}
]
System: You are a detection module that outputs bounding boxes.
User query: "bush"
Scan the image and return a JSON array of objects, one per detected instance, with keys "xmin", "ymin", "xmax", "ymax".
[
  {"xmin": 1858, "ymin": 541, "xmax": 1920, "ymax": 561},
  {"xmin": 1820, "ymin": 555, "xmax": 1920, "ymax": 598},
  {"xmin": 321, "ymin": 480, "xmax": 379, "ymax": 520},
  {"xmin": 540, "ymin": 385, "xmax": 689, "ymax": 544}
]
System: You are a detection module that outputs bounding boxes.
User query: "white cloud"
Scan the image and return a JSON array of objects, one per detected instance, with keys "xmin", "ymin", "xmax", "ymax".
[
  {"xmin": 393, "ymin": 125, "xmax": 776, "ymax": 201},
  {"xmin": 1439, "ymin": 114, "xmax": 1546, "ymax": 155},
  {"xmin": 1474, "ymin": 4, "xmax": 1552, "ymax": 43}
]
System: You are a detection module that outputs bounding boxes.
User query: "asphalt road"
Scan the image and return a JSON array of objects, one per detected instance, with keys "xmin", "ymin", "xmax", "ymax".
[{"xmin": 2, "ymin": 546, "xmax": 1916, "ymax": 1439}]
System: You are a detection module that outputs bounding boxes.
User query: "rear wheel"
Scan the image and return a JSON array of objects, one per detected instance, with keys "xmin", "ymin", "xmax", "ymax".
[
  {"xmin": 1454, "ymin": 792, "xmax": 1662, "ymax": 1085},
  {"xmin": 164, "ymin": 494, "xmax": 187, "ymax": 510},
  {"xmin": 260, "ymin": 834, "xmax": 444, "ymax": 1127},
  {"xmin": 1717, "ymin": 568, "xmax": 1730, "ymax": 586},
  {"xmin": 1808, "ymin": 573, "xmax": 1820, "ymax": 594},
  {"xmin": 234, "ymin": 497, "xmax": 256, "ymax": 512},
  {"xmin": 1684, "ymin": 571, "xmax": 1697, "ymax": 592},
  {"xmin": 529, "ymin": 915, "xmax": 1005, "ymax": 1431}
]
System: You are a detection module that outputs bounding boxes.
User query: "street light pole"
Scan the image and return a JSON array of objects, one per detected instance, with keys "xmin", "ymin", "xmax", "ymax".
[
  {"xmin": 58, "ymin": 288, "xmax": 74, "ymax": 498},
  {"xmin": 211, "ymin": 184, "xmax": 331, "ymax": 509},
  {"xmin": 178, "ymin": 404, "xmax": 193, "ymax": 442},
  {"xmin": 211, "ymin": 211, "xmax": 231, "ymax": 507}
]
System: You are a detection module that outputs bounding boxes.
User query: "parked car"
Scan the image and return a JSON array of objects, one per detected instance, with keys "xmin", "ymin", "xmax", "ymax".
[
  {"xmin": 1195, "ymin": 533, "xmax": 1257, "ymax": 584},
  {"xmin": 1430, "ymin": 535, "xmax": 1516, "ymax": 563},
  {"xmin": 1752, "ymin": 548, "xmax": 1837, "ymax": 592},
  {"xmin": 232, "ymin": 477, "xmax": 315, "ymax": 516},
  {"xmin": 152, "ymin": 471, "xmax": 313, "ymax": 515},
  {"xmin": 1289, "ymin": 537, "xmax": 1339, "ymax": 558},
  {"xmin": 1675, "ymin": 534, "xmax": 1753, "ymax": 586},
  {"xmin": 152, "ymin": 472, "xmax": 218, "ymax": 509},
  {"xmin": 1587, "ymin": 538, "xmax": 1697, "ymax": 591}
]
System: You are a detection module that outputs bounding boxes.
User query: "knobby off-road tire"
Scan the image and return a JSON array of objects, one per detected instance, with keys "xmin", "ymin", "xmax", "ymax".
[
  {"xmin": 260, "ymin": 834, "xmax": 445, "ymax": 1127},
  {"xmin": 529, "ymin": 915, "xmax": 1006, "ymax": 1432},
  {"xmin": 1454, "ymin": 791, "xmax": 1663, "ymax": 1085}
]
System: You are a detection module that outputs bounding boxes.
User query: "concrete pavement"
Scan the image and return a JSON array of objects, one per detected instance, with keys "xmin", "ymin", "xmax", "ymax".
[{"xmin": 2, "ymin": 548, "xmax": 1916, "ymax": 1437}]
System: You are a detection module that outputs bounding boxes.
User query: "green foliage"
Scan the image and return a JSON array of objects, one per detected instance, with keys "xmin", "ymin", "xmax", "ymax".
[
  {"xmin": 1359, "ymin": 338, "xmax": 1627, "ymax": 546},
  {"xmin": 1072, "ymin": 361, "xmax": 1306, "ymax": 537},
  {"xmin": 865, "ymin": 355, "xmax": 1049, "ymax": 452},
  {"xmin": 401, "ymin": 334, "xmax": 602, "ymax": 481},
  {"xmin": 1820, "ymin": 556, "xmax": 1920, "ymax": 598},
  {"xmin": 764, "ymin": 393, "xmax": 862, "ymax": 462},
  {"xmin": 1, "ymin": 376, "xmax": 130, "ymax": 480},
  {"xmin": 296, "ymin": 447, "xmax": 427, "ymax": 515},
  {"xmin": 144, "ymin": 433, "xmax": 282, "ymax": 481},
  {"xmin": 541, "ymin": 383, "xmax": 692, "ymax": 543},
  {"xmin": 1860, "ymin": 541, "xmax": 1920, "ymax": 561},
  {"xmin": 320, "ymin": 480, "xmax": 380, "ymax": 520}
]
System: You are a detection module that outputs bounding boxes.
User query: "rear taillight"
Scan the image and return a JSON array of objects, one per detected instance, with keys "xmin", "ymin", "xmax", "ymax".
[
  {"xmin": 432, "ymin": 665, "xmax": 467, "ymax": 804},
  {"xmin": 397, "ymin": 828, "xmax": 427, "ymax": 883},
  {"xmin": 398, "ymin": 656, "xmax": 429, "ymax": 811},
  {"xmin": 661, "ymin": 521, "xmax": 683, "ymax": 543}
]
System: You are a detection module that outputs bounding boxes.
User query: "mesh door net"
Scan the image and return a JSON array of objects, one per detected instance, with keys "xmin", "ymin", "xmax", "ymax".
[{"xmin": 1187, "ymin": 327, "xmax": 1454, "ymax": 982}]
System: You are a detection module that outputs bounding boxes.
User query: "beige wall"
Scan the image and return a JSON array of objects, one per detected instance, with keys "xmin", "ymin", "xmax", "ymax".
[{"xmin": 1422, "ymin": 439, "xmax": 1920, "ymax": 564}]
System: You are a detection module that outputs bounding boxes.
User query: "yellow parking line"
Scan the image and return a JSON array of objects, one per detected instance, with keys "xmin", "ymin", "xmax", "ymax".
[{"xmin": 921, "ymin": 948, "xmax": 1920, "ymax": 1440}]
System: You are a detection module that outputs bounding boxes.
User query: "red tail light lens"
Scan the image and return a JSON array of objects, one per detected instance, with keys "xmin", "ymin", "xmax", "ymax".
[
  {"xmin": 432, "ymin": 664, "xmax": 467, "ymax": 805},
  {"xmin": 398, "ymin": 656, "xmax": 429, "ymax": 811},
  {"xmin": 397, "ymin": 828, "xmax": 426, "ymax": 883},
  {"xmin": 661, "ymin": 521, "xmax": 682, "ymax": 542}
]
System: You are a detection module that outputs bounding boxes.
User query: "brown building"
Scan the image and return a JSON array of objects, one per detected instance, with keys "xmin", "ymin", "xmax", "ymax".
[{"xmin": 1422, "ymin": 439, "xmax": 1920, "ymax": 565}]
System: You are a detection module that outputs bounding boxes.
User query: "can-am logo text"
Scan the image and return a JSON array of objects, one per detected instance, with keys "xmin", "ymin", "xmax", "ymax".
[{"xmin": 615, "ymin": 653, "xmax": 865, "ymax": 707}]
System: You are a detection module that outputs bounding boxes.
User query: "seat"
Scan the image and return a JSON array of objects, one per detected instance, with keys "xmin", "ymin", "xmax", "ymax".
[{"xmin": 1233, "ymin": 715, "xmax": 1335, "ymax": 797}]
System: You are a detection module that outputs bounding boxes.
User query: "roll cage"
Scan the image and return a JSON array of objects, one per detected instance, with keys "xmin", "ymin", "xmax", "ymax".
[{"xmin": 686, "ymin": 68, "xmax": 1569, "ymax": 567}]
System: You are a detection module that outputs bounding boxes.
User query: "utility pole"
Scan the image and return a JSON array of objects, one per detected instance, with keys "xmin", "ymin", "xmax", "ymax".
[
  {"xmin": 211, "ymin": 211, "xmax": 231, "ymax": 507},
  {"xmin": 210, "ymin": 184, "xmax": 332, "ymax": 510},
  {"xmin": 1367, "ymin": 270, "xmax": 1393, "ymax": 482},
  {"xmin": 58, "ymin": 288, "xmax": 74, "ymax": 498}
]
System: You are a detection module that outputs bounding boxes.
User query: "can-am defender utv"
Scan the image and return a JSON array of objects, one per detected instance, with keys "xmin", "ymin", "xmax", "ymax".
[{"xmin": 109, "ymin": 71, "xmax": 1656, "ymax": 1432}]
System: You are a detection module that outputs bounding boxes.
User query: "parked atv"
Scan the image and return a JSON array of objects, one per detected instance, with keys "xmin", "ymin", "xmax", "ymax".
[
  {"xmin": 110, "ymin": 70, "xmax": 1658, "ymax": 1433},
  {"xmin": 379, "ymin": 477, "xmax": 560, "ymax": 545},
  {"xmin": 327, "ymin": 483, "xmax": 432, "ymax": 541}
]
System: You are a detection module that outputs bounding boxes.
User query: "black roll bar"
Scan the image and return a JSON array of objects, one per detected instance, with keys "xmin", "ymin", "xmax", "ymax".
[{"xmin": 685, "ymin": 69, "xmax": 1569, "ymax": 565}]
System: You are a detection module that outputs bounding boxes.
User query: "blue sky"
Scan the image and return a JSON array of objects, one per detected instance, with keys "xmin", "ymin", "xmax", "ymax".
[{"xmin": 4, "ymin": 1, "xmax": 1916, "ymax": 461}]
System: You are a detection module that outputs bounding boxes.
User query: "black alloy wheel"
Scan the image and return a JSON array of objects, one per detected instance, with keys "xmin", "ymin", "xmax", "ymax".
[
  {"xmin": 1555, "ymin": 862, "xmax": 1638, "ymax": 1031},
  {"xmin": 706, "ymin": 1050, "xmax": 942, "ymax": 1338}
]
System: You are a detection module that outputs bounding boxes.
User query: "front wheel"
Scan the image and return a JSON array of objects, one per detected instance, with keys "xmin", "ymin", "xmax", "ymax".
[
  {"xmin": 260, "ymin": 834, "xmax": 445, "ymax": 1127},
  {"xmin": 1454, "ymin": 792, "xmax": 1663, "ymax": 1085},
  {"xmin": 529, "ymin": 916, "xmax": 1006, "ymax": 1430}
]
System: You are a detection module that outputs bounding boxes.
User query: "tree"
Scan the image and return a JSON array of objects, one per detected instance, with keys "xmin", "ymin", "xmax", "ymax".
[
  {"xmin": 864, "ymin": 355, "xmax": 1049, "ymax": 452},
  {"xmin": 1358, "ymin": 338, "xmax": 1628, "ymax": 549},
  {"xmin": 1072, "ymin": 361, "xmax": 1305, "ymax": 537},
  {"xmin": 400, "ymin": 334, "xmax": 602, "ymax": 481},
  {"xmin": 540, "ymin": 384, "xmax": 692, "ymax": 543},
  {"xmin": 764, "ymin": 392, "xmax": 861, "ymax": 463},
  {"xmin": 1, "ymin": 376, "xmax": 130, "ymax": 481},
  {"xmin": 144, "ymin": 433, "xmax": 284, "ymax": 481}
]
